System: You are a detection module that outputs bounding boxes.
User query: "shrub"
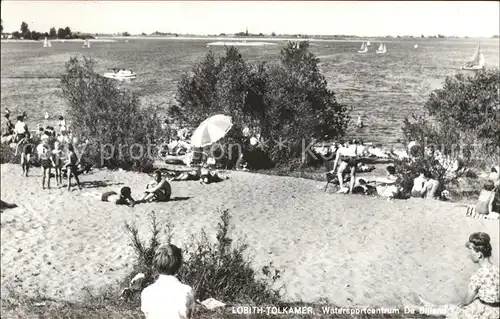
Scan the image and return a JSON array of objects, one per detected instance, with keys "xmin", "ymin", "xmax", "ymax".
[
  {"xmin": 60, "ymin": 56, "xmax": 166, "ymax": 172},
  {"xmin": 403, "ymin": 69, "xmax": 500, "ymax": 169},
  {"xmin": 124, "ymin": 208, "xmax": 283, "ymax": 305},
  {"xmin": 172, "ymin": 42, "xmax": 350, "ymax": 168}
]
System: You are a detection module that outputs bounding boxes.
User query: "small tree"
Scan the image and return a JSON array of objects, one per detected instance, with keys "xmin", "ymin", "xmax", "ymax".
[
  {"xmin": 60, "ymin": 56, "xmax": 164, "ymax": 171},
  {"xmin": 20, "ymin": 21, "xmax": 30, "ymax": 38},
  {"xmin": 172, "ymin": 42, "xmax": 349, "ymax": 167},
  {"xmin": 57, "ymin": 28, "xmax": 66, "ymax": 39},
  {"xmin": 404, "ymin": 69, "xmax": 500, "ymax": 168},
  {"xmin": 64, "ymin": 26, "xmax": 72, "ymax": 38},
  {"xmin": 49, "ymin": 27, "xmax": 57, "ymax": 38}
]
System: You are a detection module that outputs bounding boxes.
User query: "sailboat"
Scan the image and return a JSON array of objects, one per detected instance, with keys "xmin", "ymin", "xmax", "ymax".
[
  {"xmin": 82, "ymin": 39, "xmax": 91, "ymax": 48},
  {"xmin": 43, "ymin": 37, "xmax": 52, "ymax": 48},
  {"xmin": 366, "ymin": 40, "xmax": 371, "ymax": 47},
  {"xmin": 376, "ymin": 43, "xmax": 387, "ymax": 54},
  {"xmin": 461, "ymin": 44, "xmax": 485, "ymax": 70},
  {"xmin": 357, "ymin": 42, "xmax": 368, "ymax": 53}
]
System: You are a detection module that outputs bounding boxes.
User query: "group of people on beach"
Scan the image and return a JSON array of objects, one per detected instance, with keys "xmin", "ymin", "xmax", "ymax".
[
  {"xmin": 97, "ymin": 171, "xmax": 172, "ymax": 207},
  {"xmin": 325, "ymin": 138, "xmax": 499, "ymax": 218},
  {"xmin": 2, "ymin": 109, "xmax": 84, "ymax": 190}
]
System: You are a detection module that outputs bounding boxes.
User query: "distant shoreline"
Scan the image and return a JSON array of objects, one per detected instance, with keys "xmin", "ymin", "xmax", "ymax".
[
  {"xmin": 101, "ymin": 35, "xmax": 496, "ymax": 44},
  {"xmin": 1, "ymin": 39, "xmax": 117, "ymax": 43},
  {"xmin": 1, "ymin": 36, "xmax": 493, "ymax": 44}
]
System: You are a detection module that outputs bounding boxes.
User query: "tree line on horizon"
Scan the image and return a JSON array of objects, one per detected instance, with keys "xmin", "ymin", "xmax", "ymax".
[
  {"xmin": 1, "ymin": 21, "xmax": 496, "ymax": 39},
  {"xmin": 2, "ymin": 21, "xmax": 95, "ymax": 40}
]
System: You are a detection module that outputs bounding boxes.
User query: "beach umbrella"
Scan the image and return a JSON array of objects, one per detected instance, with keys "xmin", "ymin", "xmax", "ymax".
[{"xmin": 190, "ymin": 114, "xmax": 233, "ymax": 147}]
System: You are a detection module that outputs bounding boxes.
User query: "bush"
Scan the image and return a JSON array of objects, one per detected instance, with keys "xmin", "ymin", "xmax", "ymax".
[
  {"xmin": 171, "ymin": 42, "xmax": 350, "ymax": 168},
  {"xmin": 403, "ymin": 69, "xmax": 500, "ymax": 169},
  {"xmin": 60, "ymin": 56, "xmax": 166, "ymax": 172},
  {"xmin": 124, "ymin": 208, "xmax": 283, "ymax": 305}
]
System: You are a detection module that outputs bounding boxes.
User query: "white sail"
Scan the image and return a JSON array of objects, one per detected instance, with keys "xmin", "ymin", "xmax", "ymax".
[
  {"xmin": 462, "ymin": 44, "xmax": 485, "ymax": 70},
  {"xmin": 366, "ymin": 40, "xmax": 371, "ymax": 46},
  {"xmin": 357, "ymin": 42, "xmax": 368, "ymax": 53},
  {"xmin": 83, "ymin": 39, "xmax": 90, "ymax": 48},
  {"xmin": 43, "ymin": 37, "xmax": 49, "ymax": 48},
  {"xmin": 376, "ymin": 43, "xmax": 386, "ymax": 54},
  {"xmin": 478, "ymin": 52, "xmax": 485, "ymax": 68}
]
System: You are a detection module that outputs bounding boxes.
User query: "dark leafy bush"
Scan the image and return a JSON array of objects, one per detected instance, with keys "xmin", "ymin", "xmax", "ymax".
[
  {"xmin": 60, "ymin": 56, "xmax": 166, "ymax": 172},
  {"xmin": 124, "ymin": 208, "xmax": 282, "ymax": 305},
  {"xmin": 402, "ymin": 69, "xmax": 500, "ymax": 170},
  {"xmin": 171, "ymin": 42, "xmax": 350, "ymax": 168}
]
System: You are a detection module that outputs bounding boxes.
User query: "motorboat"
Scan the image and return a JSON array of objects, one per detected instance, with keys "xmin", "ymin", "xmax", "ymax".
[{"xmin": 103, "ymin": 68, "xmax": 137, "ymax": 81}]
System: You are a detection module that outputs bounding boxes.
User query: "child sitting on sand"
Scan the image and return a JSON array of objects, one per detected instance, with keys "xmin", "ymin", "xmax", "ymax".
[
  {"xmin": 403, "ymin": 232, "xmax": 499, "ymax": 319},
  {"xmin": 141, "ymin": 244, "xmax": 194, "ymax": 319},
  {"xmin": 137, "ymin": 171, "xmax": 172, "ymax": 203},
  {"xmin": 101, "ymin": 187, "xmax": 136, "ymax": 207},
  {"xmin": 466, "ymin": 181, "xmax": 499, "ymax": 220}
]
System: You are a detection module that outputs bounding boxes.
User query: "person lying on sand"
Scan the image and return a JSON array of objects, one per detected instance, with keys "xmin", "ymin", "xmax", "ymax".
[
  {"xmin": 172, "ymin": 167, "xmax": 202, "ymax": 181},
  {"xmin": 402, "ymin": 232, "xmax": 499, "ymax": 319},
  {"xmin": 466, "ymin": 181, "xmax": 500, "ymax": 220},
  {"xmin": 199, "ymin": 165, "xmax": 229, "ymax": 185},
  {"xmin": 101, "ymin": 187, "xmax": 136, "ymax": 207},
  {"xmin": 137, "ymin": 171, "xmax": 172, "ymax": 203}
]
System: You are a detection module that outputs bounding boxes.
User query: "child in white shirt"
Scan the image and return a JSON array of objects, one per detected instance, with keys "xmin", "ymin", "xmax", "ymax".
[{"xmin": 141, "ymin": 244, "xmax": 194, "ymax": 319}]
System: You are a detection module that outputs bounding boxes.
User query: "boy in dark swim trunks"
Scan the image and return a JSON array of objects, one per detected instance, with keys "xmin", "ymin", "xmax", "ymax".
[
  {"xmin": 37, "ymin": 140, "xmax": 55, "ymax": 189},
  {"xmin": 65, "ymin": 143, "xmax": 82, "ymax": 191},
  {"xmin": 138, "ymin": 171, "xmax": 172, "ymax": 203}
]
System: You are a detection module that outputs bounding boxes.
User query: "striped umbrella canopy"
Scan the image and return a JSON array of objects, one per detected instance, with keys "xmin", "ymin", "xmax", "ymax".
[{"xmin": 190, "ymin": 114, "xmax": 233, "ymax": 147}]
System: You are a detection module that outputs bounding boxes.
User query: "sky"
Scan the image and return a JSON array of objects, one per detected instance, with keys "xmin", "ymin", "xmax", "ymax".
[{"xmin": 1, "ymin": 1, "xmax": 499, "ymax": 37}]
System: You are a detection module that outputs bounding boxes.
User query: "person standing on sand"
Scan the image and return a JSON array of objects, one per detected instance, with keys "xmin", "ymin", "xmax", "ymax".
[
  {"xmin": 328, "ymin": 140, "xmax": 365, "ymax": 194},
  {"xmin": 37, "ymin": 139, "xmax": 55, "ymax": 189},
  {"xmin": 141, "ymin": 244, "xmax": 194, "ymax": 319},
  {"xmin": 51, "ymin": 141, "xmax": 63, "ymax": 187},
  {"xmin": 403, "ymin": 232, "xmax": 499, "ymax": 319},
  {"xmin": 2, "ymin": 112, "xmax": 14, "ymax": 137},
  {"xmin": 64, "ymin": 143, "xmax": 82, "ymax": 191}
]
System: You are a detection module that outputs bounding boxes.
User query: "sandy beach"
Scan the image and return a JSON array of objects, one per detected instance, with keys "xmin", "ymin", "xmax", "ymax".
[{"xmin": 1, "ymin": 163, "xmax": 498, "ymax": 308}]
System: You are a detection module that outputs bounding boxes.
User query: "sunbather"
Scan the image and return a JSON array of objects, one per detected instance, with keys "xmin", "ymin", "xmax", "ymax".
[
  {"xmin": 138, "ymin": 171, "xmax": 172, "ymax": 203},
  {"xmin": 172, "ymin": 167, "xmax": 202, "ymax": 181},
  {"xmin": 199, "ymin": 166, "xmax": 229, "ymax": 185},
  {"xmin": 101, "ymin": 187, "xmax": 136, "ymax": 207},
  {"xmin": 466, "ymin": 181, "xmax": 499, "ymax": 220}
]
